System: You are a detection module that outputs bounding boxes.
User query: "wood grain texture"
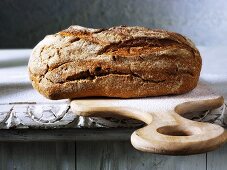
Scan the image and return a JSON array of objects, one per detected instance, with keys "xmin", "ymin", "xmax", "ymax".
[
  {"xmin": 0, "ymin": 129, "xmax": 133, "ymax": 141},
  {"xmin": 71, "ymin": 83, "xmax": 226, "ymax": 155},
  {"xmin": 0, "ymin": 142, "xmax": 75, "ymax": 170},
  {"xmin": 76, "ymin": 141, "xmax": 206, "ymax": 170},
  {"xmin": 56, "ymin": 142, "xmax": 76, "ymax": 170},
  {"xmin": 207, "ymin": 144, "xmax": 227, "ymax": 170}
]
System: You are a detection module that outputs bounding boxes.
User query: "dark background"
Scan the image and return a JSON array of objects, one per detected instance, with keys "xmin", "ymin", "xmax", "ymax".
[{"xmin": 0, "ymin": 0, "xmax": 227, "ymax": 48}]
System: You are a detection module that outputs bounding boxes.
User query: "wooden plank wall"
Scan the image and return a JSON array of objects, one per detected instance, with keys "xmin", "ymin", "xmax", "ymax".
[
  {"xmin": 0, "ymin": 141, "xmax": 226, "ymax": 170},
  {"xmin": 0, "ymin": 142, "xmax": 75, "ymax": 170}
]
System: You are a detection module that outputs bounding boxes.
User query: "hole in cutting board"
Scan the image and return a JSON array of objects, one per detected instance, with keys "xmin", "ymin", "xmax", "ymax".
[{"xmin": 157, "ymin": 125, "xmax": 193, "ymax": 136}]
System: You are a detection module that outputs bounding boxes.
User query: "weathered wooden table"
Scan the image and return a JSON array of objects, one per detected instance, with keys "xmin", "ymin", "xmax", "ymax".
[{"xmin": 0, "ymin": 47, "xmax": 227, "ymax": 170}]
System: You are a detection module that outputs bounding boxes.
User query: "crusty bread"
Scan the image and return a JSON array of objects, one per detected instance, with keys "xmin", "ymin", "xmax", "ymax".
[{"xmin": 28, "ymin": 25, "xmax": 202, "ymax": 99}]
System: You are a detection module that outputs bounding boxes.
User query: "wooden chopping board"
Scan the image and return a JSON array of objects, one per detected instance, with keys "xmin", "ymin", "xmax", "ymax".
[{"xmin": 71, "ymin": 82, "xmax": 227, "ymax": 155}]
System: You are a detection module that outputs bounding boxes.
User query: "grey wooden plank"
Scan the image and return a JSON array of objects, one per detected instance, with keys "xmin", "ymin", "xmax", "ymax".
[
  {"xmin": 0, "ymin": 143, "xmax": 12, "ymax": 170},
  {"xmin": 76, "ymin": 141, "xmax": 206, "ymax": 170},
  {"xmin": 207, "ymin": 144, "xmax": 227, "ymax": 170},
  {"xmin": 0, "ymin": 142, "xmax": 75, "ymax": 170},
  {"xmin": 0, "ymin": 129, "xmax": 133, "ymax": 141},
  {"xmin": 56, "ymin": 142, "xmax": 75, "ymax": 170}
]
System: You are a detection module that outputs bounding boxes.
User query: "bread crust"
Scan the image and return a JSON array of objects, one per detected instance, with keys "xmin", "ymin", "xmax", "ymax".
[{"xmin": 28, "ymin": 25, "xmax": 202, "ymax": 99}]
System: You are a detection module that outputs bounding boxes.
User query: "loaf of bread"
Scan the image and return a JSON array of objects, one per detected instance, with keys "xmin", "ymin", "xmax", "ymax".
[{"xmin": 28, "ymin": 25, "xmax": 202, "ymax": 99}]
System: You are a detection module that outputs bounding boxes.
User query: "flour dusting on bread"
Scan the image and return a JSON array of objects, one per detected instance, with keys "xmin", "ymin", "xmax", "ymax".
[{"xmin": 28, "ymin": 25, "xmax": 202, "ymax": 99}]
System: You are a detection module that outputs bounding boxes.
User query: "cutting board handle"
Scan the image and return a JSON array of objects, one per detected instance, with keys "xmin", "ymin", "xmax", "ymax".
[
  {"xmin": 131, "ymin": 110, "xmax": 227, "ymax": 155},
  {"xmin": 70, "ymin": 89, "xmax": 227, "ymax": 155},
  {"xmin": 74, "ymin": 104, "xmax": 227, "ymax": 155}
]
